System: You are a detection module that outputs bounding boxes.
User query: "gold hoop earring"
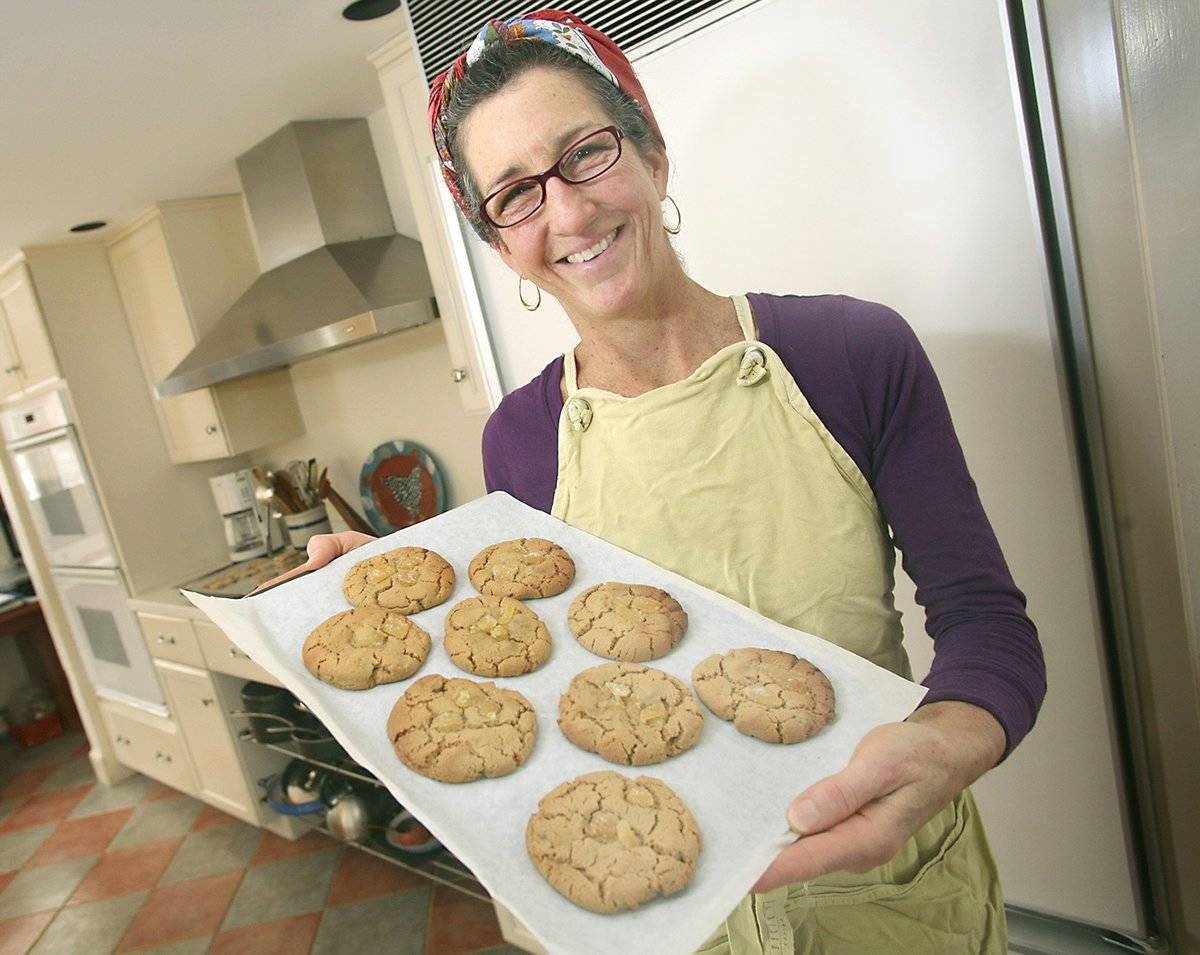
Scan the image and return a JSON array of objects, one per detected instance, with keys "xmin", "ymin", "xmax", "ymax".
[
  {"xmin": 662, "ymin": 194, "xmax": 682, "ymax": 235},
  {"xmin": 518, "ymin": 276, "xmax": 541, "ymax": 311}
]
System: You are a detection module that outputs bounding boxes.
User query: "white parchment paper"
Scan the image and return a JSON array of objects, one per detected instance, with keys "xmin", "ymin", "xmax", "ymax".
[{"xmin": 184, "ymin": 492, "xmax": 926, "ymax": 955}]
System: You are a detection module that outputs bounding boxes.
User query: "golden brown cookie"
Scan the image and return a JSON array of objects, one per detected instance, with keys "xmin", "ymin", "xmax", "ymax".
[
  {"xmin": 444, "ymin": 595, "xmax": 552, "ymax": 677},
  {"xmin": 557, "ymin": 662, "xmax": 703, "ymax": 766},
  {"xmin": 567, "ymin": 583, "xmax": 687, "ymax": 662},
  {"xmin": 343, "ymin": 546, "xmax": 455, "ymax": 613},
  {"xmin": 691, "ymin": 647, "xmax": 835, "ymax": 743},
  {"xmin": 386, "ymin": 674, "xmax": 537, "ymax": 783},
  {"xmin": 468, "ymin": 538, "xmax": 575, "ymax": 599},
  {"xmin": 526, "ymin": 771, "xmax": 701, "ymax": 913},
  {"xmin": 302, "ymin": 607, "xmax": 430, "ymax": 690}
]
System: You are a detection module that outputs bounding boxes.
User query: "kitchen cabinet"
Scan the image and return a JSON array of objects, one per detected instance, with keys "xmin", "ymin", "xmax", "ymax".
[
  {"xmin": 0, "ymin": 258, "xmax": 59, "ymax": 401},
  {"xmin": 98, "ymin": 697, "xmax": 197, "ymax": 793},
  {"xmin": 370, "ymin": 34, "xmax": 503, "ymax": 416},
  {"xmin": 156, "ymin": 659, "xmax": 257, "ymax": 823},
  {"xmin": 194, "ymin": 618, "xmax": 280, "ymax": 686},
  {"xmin": 107, "ymin": 198, "xmax": 305, "ymax": 462}
]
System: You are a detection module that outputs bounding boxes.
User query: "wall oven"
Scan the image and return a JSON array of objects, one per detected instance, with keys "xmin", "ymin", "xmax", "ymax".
[{"xmin": 2, "ymin": 388, "xmax": 165, "ymax": 713}]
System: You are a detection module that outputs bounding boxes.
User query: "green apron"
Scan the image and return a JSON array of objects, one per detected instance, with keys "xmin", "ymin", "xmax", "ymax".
[{"xmin": 550, "ymin": 296, "xmax": 1006, "ymax": 953}]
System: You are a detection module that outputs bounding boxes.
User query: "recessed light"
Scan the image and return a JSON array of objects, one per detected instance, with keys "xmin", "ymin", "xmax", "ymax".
[
  {"xmin": 341, "ymin": 0, "xmax": 401, "ymax": 21},
  {"xmin": 69, "ymin": 221, "xmax": 108, "ymax": 233}
]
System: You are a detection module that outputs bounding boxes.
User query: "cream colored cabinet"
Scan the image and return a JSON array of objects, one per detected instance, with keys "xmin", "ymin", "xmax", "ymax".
[
  {"xmin": 194, "ymin": 619, "xmax": 280, "ymax": 686},
  {"xmin": 99, "ymin": 697, "xmax": 197, "ymax": 793},
  {"xmin": 370, "ymin": 33, "xmax": 502, "ymax": 415},
  {"xmin": 107, "ymin": 198, "xmax": 305, "ymax": 462},
  {"xmin": 0, "ymin": 258, "xmax": 60, "ymax": 400},
  {"xmin": 156, "ymin": 660, "xmax": 257, "ymax": 823}
]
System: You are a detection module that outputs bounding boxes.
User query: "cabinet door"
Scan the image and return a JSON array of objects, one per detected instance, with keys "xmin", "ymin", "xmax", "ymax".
[
  {"xmin": 193, "ymin": 620, "xmax": 280, "ymax": 686},
  {"xmin": 0, "ymin": 312, "xmax": 23, "ymax": 400},
  {"xmin": 157, "ymin": 662, "xmax": 256, "ymax": 821},
  {"xmin": 0, "ymin": 264, "xmax": 59, "ymax": 395},
  {"xmin": 108, "ymin": 220, "xmax": 231, "ymax": 462}
]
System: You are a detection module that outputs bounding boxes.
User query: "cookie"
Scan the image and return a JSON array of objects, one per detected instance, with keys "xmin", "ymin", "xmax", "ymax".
[
  {"xmin": 386, "ymin": 674, "xmax": 537, "ymax": 783},
  {"xmin": 302, "ymin": 607, "xmax": 430, "ymax": 690},
  {"xmin": 343, "ymin": 546, "xmax": 455, "ymax": 613},
  {"xmin": 558, "ymin": 662, "xmax": 703, "ymax": 766},
  {"xmin": 691, "ymin": 647, "xmax": 835, "ymax": 743},
  {"xmin": 525, "ymin": 771, "xmax": 701, "ymax": 913},
  {"xmin": 567, "ymin": 583, "xmax": 687, "ymax": 662},
  {"xmin": 468, "ymin": 538, "xmax": 575, "ymax": 599},
  {"xmin": 444, "ymin": 595, "xmax": 552, "ymax": 677}
]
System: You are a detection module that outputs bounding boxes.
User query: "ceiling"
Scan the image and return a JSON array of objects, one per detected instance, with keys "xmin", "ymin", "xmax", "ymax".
[{"xmin": 0, "ymin": 0, "xmax": 410, "ymax": 260}]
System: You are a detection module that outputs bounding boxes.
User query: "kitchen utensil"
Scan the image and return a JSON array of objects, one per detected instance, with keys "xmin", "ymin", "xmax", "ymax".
[
  {"xmin": 377, "ymin": 808, "xmax": 441, "ymax": 859},
  {"xmin": 359, "ymin": 440, "xmax": 446, "ymax": 534},
  {"xmin": 238, "ymin": 681, "xmax": 295, "ymax": 742},
  {"xmin": 282, "ymin": 759, "xmax": 326, "ymax": 805},
  {"xmin": 326, "ymin": 791, "xmax": 370, "ymax": 842},
  {"xmin": 259, "ymin": 769, "xmax": 325, "ymax": 815},
  {"xmin": 288, "ymin": 725, "xmax": 344, "ymax": 761},
  {"xmin": 287, "ymin": 460, "xmax": 318, "ymax": 508},
  {"xmin": 317, "ymin": 469, "xmax": 376, "ymax": 535},
  {"xmin": 253, "ymin": 482, "xmax": 279, "ymax": 555},
  {"xmin": 269, "ymin": 470, "xmax": 305, "ymax": 514},
  {"xmin": 283, "ymin": 505, "xmax": 332, "ymax": 548}
]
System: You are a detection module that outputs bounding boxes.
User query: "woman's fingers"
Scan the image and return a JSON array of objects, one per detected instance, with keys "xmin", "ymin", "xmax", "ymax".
[
  {"xmin": 786, "ymin": 733, "xmax": 902, "ymax": 835},
  {"xmin": 247, "ymin": 531, "xmax": 377, "ymax": 595}
]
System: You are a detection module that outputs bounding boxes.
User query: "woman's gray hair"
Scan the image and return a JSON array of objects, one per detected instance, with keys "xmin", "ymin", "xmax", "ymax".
[{"xmin": 441, "ymin": 41, "xmax": 664, "ymax": 244}]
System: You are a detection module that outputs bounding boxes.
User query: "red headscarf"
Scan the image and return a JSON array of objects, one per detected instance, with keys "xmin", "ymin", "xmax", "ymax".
[{"xmin": 428, "ymin": 9, "xmax": 663, "ymax": 216}]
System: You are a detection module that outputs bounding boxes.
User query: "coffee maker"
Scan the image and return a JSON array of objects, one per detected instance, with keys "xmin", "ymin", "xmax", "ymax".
[{"xmin": 209, "ymin": 469, "xmax": 266, "ymax": 562}]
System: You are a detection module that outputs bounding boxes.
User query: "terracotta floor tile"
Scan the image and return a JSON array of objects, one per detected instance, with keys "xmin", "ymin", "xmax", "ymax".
[
  {"xmin": 248, "ymin": 829, "xmax": 336, "ymax": 866},
  {"xmin": 27, "ymin": 807, "xmax": 134, "ymax": 865},
  {"xmin": 117, "ymin": 870, "xmax": 242, "ymax": 951},
  {"xmin": 68, "ymin": 837, "xmax": 182, "ymax": 905},
  {"xmin": 0, "ymin": 768, "xmax": 52, "ymax": 801},
  {"xmin": 141, "ymin": 784, "xmax": 179, "ymax": 804},
  {"xmin": 423, "ymin": 886, "xmax": 504, "ymax": 955},
  {"xmin": 0, "ymin": 909, "xmax": 54, "ymax": 955},
  {"xmin": 209, "ymin": 911, "xmax": 320, "ymax": 955},
  {"xmin": 0, "ymin": 786, "xmax": 90, "ymax": 833},
  {"xmin": 190, "ymin": 804, "xmax": 241, "ymax": 833},
  {"xmin": 325, "ymin": 846, "xmax": 425, "ymax": 906},
  {"xmin": 0, "ymin": 874, "xmax": 11, "ymax": 896}
]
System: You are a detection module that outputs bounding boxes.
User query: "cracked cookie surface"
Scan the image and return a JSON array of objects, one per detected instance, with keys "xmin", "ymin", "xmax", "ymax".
[
  {"xmin": 386, "ymin": 674, "xmax": 537, "ymax": 783},
  {"xmin": 525, "ymin": 771, "xmax": 701, "ymax": 913},
  {"xmin": 692, "ymin": 647, "xmax": 835, "ymax": 744},
  {"xmin": 558, "ymin": 663, "xmax": 703, "ymax": 766},
  {"xmin": 444, "ymin": 595, "xmax": 551, "ymax": 677},
  {"xmin": 343, "ymin": 546, "xmax": 455, "ymax": 613},
  {"xmin": 302, "ymin": 607, "xmax": 430, "ymax": 690},
  {"xmin": 567, "ymin": 583, "xmax": 687, "ymax": 662},
  {"xmin": 468, "ymin": 538, "xmax": 575, "ymax": 599}
]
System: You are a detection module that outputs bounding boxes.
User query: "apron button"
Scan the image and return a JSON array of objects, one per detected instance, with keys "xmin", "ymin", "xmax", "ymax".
[
  {"xmin": 566, "ymin": 396, "xmax": 593, "ymax": 432},
  {"xmin": 737, "ymin": 346, "xmax": 768, "ymax": 386}
]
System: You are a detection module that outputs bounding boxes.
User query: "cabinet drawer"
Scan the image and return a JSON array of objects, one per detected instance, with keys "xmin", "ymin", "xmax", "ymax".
[
  {"xmin": 137, "ymin": 612, "xmax": 205, "ymax": 668},
  {"xmin": 194, "ymin": 620, "xmax": 280, "ymax": 686},
  {"xmin": 100, "ymin": 699, "xmax": 196, "ymax": 793}
]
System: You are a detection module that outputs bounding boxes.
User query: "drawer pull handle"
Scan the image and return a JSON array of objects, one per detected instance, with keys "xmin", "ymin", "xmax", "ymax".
[
  {"xmin": 205, "ymin": 424, "xmax": 219, "ymax": 435},
  {"xmin": 228, "ymin": 648, "xmax": 242, "ymax": 658},
  {"xmin": 156, "ymin": 634, "xmax": 176, "ymax": 645},
  {"xmin": 201, "ymin": 697, "xmax": 214, "ymax": 707}
]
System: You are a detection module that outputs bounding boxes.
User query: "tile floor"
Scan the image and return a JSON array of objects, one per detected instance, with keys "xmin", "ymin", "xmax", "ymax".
[{"xmin": 0, "ymin": 733, "xmax": 523, "ymax": 955}]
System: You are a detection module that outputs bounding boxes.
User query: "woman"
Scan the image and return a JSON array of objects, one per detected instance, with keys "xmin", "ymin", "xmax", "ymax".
[{"xmin": 284, "ymin": 9, "xmax": 1044, "ymax": 952}]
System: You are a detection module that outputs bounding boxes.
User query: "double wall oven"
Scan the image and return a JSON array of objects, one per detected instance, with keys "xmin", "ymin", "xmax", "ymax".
[{"xmin": 2, "ymin": 388, "xmax": 165, "ymax": 713}]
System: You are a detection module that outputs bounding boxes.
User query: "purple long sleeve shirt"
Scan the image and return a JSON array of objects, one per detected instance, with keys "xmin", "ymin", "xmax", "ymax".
[{"xmin": 481, "ymin": 293, "xmax": 1045, "ymax": 758}]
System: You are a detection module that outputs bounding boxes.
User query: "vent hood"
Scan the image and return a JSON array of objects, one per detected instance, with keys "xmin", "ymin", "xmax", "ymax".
[{"xmin": 156, "ymin": 120, "xmax": 437, "ymax": 397}]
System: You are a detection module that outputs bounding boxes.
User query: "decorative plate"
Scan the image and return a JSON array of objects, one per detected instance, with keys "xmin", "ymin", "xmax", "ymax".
[{"xmin": 359, "ymin": 440, "xmax": 446, "ymax": 534}]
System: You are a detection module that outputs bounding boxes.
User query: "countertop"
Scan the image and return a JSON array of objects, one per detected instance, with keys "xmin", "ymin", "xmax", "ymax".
[{"xmin": 127, "ymin": 584, "xmax": 215, "ymax": 620}]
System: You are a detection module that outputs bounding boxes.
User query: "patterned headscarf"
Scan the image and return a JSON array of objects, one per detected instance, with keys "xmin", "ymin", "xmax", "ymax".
[{"xmin": 428, "ymin": 8, "xmax": 663, "ymax": 216}]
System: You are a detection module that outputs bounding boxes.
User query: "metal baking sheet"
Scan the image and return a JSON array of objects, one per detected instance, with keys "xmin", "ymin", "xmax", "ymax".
[{"xmin": 185, "ymin": 491, "xmax": 926, "ymax": 955}]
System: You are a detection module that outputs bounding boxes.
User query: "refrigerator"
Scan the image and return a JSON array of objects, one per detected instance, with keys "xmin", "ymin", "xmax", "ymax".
[{"xmin": 437, "ymin": 0, "xmax": 1186, "ymax": 950}]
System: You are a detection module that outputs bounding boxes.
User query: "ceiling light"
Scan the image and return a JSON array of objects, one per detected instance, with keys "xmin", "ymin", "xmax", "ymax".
[
  {"xmin": 69, "ymin": 221, "xmax": 108, "ymax": 233},
  {"xmin": 341, "ymin": 0, "xmax": 401, "ymax": 21}
]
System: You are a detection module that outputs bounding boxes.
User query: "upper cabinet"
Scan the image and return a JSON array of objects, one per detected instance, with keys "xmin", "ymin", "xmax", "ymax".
[
  {"xmin": 107, "ymin": 198, "xmax": 304, "ymax": 463},
  {"xmin": 0, "ymin": 258, "xmax": 60, "ymax": 401},
  {"xmin": 370, "ymin": 32, "xmax": 503, "ymax": 416}
]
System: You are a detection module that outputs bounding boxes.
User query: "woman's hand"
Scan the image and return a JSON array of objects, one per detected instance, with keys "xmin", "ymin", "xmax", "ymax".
[
  {"xmin": 752, "ymin": 700, "xmax": 1005, "ymax": 892},
  {"xmin": 248, "ymin": 531, "xmax": 376, "ymax": 595}
]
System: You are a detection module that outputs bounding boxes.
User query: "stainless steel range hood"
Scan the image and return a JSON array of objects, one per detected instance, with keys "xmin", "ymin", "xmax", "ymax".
[{"xmin": 156, "ymin": 120, "xmax": 437, "ymax": 397}]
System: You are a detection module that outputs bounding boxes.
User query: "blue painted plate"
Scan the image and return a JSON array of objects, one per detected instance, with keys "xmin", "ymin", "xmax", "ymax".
[{"xmin": 359, "ymin": 440, "xmax": 447, "ymax": 534}]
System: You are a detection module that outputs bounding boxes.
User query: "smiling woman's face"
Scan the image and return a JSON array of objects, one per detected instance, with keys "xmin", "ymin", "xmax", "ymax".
[{"xmin": 458, "ymin": 66, "xmax": 671, "ymax": 322}]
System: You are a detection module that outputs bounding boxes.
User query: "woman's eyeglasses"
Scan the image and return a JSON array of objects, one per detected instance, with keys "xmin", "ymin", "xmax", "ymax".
[{"xmin": 481, "ymin": 126, "xmax": 625, "ymax": 229}]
